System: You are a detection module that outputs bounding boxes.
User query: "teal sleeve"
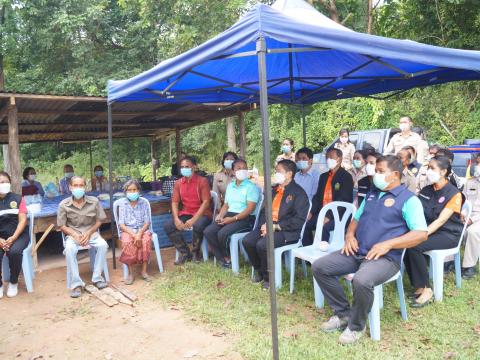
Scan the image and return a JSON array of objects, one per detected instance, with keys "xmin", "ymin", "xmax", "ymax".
[
  {"xmin": 402, "ymin": 196, "xmax": 428, "ymax": 231},
  {"xmin": 246, "ymin": 183, "xmax": 260, "ymax": 203},
  {"xmin": 354, "ymin": 200, "xmax": 366, "ymax": 221},
  {"xmin": 224, "ymin": 184, "xmax": 231, "ymax": 205}
]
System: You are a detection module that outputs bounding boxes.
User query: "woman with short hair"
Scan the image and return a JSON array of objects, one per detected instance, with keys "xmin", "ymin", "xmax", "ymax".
[
  {"xmin": 334, "ymin": 129, "xmax": 356, "ymax": 171},
  {"xmin": 118, "ymin": 180, "xmax": 152, "ymax": 284},
  {"xmin": 90, "ymin": 165, "xmax": 109, "ymax": 192},
  {"xmin": 212, "ymin": 151, "xmax": 238, "ymax": 205},
  {"xmin": 21, "ymin": 167, "xmax": 44, "ymax": 196}
]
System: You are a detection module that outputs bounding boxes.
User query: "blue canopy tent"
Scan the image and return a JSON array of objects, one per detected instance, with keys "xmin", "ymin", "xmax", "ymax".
[{"xmin": 107, "ymin": 0, "xmax": 480, "ymax": 356}]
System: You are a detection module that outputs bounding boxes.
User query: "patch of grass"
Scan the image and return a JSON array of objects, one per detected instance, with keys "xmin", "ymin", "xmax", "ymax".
[{"xmin": 151, "ymin": 262, "xmax": 480, "ymax": 360}]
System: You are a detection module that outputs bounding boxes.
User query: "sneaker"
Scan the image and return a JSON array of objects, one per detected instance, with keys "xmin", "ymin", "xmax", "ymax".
[
  {"xmin": 7, "ymin": 283, "xmax": 18, "ymax": 298},
  {"xmin": 338, "ymin": 327, "xmax": 364, "ymax": 345},
  {"xmin": 0, "ymin": 286, "xmax": 3, "ymax": 299},
  {"xmin": 462, "ymin": 266, "xmax": 477, "ymax": 280},
  {"xmin": 94, "ymin": 281, "xmax": 108, "ymax": 290},
  {"xmin": 262, "ymin": 281, "xmax": 270, "ymax": 290},
  {"xmin": 252, "ymin": 272, "xmax": 263, "ymax": 284},
  {"xmin": 70, "ymin": 287, "xmax": 82, "ymax": 298},
  {"xmin": 174, "ymin": 254, "xmax": 192, "ymax": 266},
  {"xmin": 320, "ymin": 315, "xmax": 349, "ymax": 332}
]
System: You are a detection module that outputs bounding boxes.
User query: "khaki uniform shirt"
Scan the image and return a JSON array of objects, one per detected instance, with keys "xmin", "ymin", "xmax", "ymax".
[
  {"xmin": 463, "ymin": 177, "xmax": 480, "ymax": 223},
  {"xmin": 57, "ymin": 195, "xmax": 107, "ymax": 234},
  {"xmin": 212, "ymin": 170, "xmax": 235, "ymax": 204},
  {"xmin": 348, "ymin": 167, "xmax": 367, "ymax": 188},
  {"xmin": 334, "ymin": 142, "xmax": 356, "ymax": 171},
  {"xmin": 384, "ymin": 132, "xmax": 422, "ymax": 155},
  {"xmin": 416, "ymin": 139, "xmax": 430, "ymax": 165},
  {"xmin": 416, "ymin": 164, "xmax": 429, "ymax": 194},
  {"xmin": 402, "ymin": 168, "xmax": 417, "ymax": 193}
]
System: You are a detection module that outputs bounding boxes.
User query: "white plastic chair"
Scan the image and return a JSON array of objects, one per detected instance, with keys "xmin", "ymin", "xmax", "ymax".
[
  {"xmin": 424, "ymin": 200, "xmax": 472, "ymax": 302},
  {"xmin": 61, "ymin": 231, "xmax": 110, "ymax": 289},
  {"xmin": 289, "ymin": 201, "xmax": 356, "ymax": 307},
  {"xmin": 230, "ymin": 193, "xmax": 264, "ymax": 274},
  {"xmin": 2, "ymin": 213, "xmax": 35, "ymax": 293},
  {"xmin": 112, "ymin": 197, "xmax": 164, "ymax": 281},
  {"xmin": 174, "ymin": 191, "xmax": 218, "ymax": 262}
]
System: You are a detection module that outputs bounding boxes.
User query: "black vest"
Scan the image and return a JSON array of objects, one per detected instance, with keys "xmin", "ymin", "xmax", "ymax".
[
  {"xmin": 357, "ymin": 176, "xmax": 372, "ymax": 207},
  {"xmin": 0, "ymin": 192, "xmax": 24, "ymax": 238},
  {"xmin": 418, "ymin": 183, "xmax": 463, "ymax": 239}
]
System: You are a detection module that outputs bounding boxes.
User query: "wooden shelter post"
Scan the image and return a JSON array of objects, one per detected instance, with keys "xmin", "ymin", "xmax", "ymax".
[
  {"xmin": 7, "ymin": 96, "xmax": 21, "ymax": 193},
  {"xmin": 238, "ymin": 111, "xmax": 246, "ymax": 159},
  {"xmin": 175, "ymin": 128, "xmax": 182, "ymax": 169},
  {"xmin": 151, "ymin": 138, "xmax": 158, "ymax": 181}
]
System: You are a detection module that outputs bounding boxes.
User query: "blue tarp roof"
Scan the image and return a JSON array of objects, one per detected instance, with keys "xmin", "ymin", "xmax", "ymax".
[{"xmin": 108, "ymin": 0, "xmax": 480, "ymax": 105}]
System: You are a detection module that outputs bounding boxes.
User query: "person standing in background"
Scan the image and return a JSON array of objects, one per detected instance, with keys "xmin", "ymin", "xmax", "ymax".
[
  {"xmin": 334, "ymin": 129, "xmax": 355, "ymax": 171},
  {"xmin": 276, "ymin": 138, "xmax": 296, "ymax": 164},
  {"xmin": 384, "ymin": 116, "xmax": 422, "ymax": 156},
  {"xmin": 212, "ymin": 152, "xmax": 238, "ymax": 206},
  {"xmin": 59, "ymin": 164, "xmax": 75, "ymax": 195},
  {"xmin": 412, "ymin": 127, "xmax": 429, "ymax": 165}
]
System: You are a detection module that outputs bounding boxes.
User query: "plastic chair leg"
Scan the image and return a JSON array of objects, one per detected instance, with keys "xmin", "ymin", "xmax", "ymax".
[
  {"xmin": 289, "ymin": 254, "xmax": 296, "ymax": 293},
  {"xmin": 431, "ymin": 254, "xmax": 445, "ymax": 302},
  {"xmin": 396, "ymin": 275, "xmax": 408, "ymax": 321},
  {"xmin": 175, "ymin": 250, "xmax": 180, "ymax": 262},
  {"xmin": 22, "ymin": 254, "xmax": 33, "ymax": 293},
  {"xmin": 230, "ymin": 235, "xmax": 240, "ymax": 274},
  {"xmin": 152, "ymin": 235, "xmax": 164, "ymax": 273},
  {"xmin": 284, "ymin": 252, "xmax": 291, "ymax": 273},
  {"xmin": 368, "ymin": 285, "xmax": 382, "ymax": 341},
  {"xmin": 122, "ymin": 264, "xmax": 129, "ymax": 280},
  {"xmin": 313, "ymin": 277, "xmax": 324, "ymax": 308},
  {"xmin": 454, "ymin": 252, "xmax": 461, "ymax": 288},
  {"xmin": 201, "ymin": 238, "xmax": 208, "ymax": 262},
  {"xmin": 274, "ymin": 249, "xmax": 283, "ymax": 289},
  {"xmin": 302, "ymin": 260, "xmax": 308, "ymax": 278},
  {"xmin": 379, "ymin": 285, "xmax": 384, "ymax": 310}
]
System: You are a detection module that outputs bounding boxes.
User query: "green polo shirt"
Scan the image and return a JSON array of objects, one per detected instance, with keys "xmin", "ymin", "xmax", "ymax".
[{"xmin": 225, "ymin": 179, "xmax": 259, "ymax": 214}]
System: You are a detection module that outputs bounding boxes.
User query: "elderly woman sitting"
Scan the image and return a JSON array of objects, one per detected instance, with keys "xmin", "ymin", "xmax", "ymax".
[{"xmin": 118, "ymin": 180, "xmax": 152, "ymax": 284}]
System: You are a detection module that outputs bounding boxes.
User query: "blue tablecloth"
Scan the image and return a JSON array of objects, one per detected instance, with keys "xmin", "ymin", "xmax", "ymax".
[{"xmin": 34, "ymin": 192, "xmax": 170, "ymax": 219}]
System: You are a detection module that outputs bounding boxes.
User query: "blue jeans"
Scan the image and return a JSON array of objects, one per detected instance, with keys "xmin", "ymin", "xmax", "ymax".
[{"xmin": 65, "ymin": 233, "xmax": 108, "ymax": 289}]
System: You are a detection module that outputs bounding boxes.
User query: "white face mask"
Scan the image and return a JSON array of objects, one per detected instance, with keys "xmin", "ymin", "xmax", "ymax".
[
  {"xmin": 0, "ymin": 183, "xmax": 11, "ymax": 194},
  {"xmin": 235, "ymin": 169, "xmax": 249, "ymax": 181},
  {"xmin": 399, "ymin": 123, "xmax": 410, "ymax": 132},
  {"xmin": 339, "ymin": 137, "xmax": 348, "ymax": 144},
  {"xmin": 28, "ymin": 174, "xmax": 36, "ymax": 181},
  {"xmin": 326, "ymin": 158, "xmax": 338, "ymax": 170},
  {"xmin": 365, "ymin": 163, "xmax": 376, "ymax": 176},
  {"xmin": 273, "ymin": 172, "xmax": 286, "ymax": 185},
  {"xmin": 426, "ymin": 169, "xmax": 441, "ymax": 184}
]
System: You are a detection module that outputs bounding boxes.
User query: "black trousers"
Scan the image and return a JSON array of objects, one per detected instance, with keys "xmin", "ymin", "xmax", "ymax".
[
  {"xmin": 203, "ymin": 212, "xmax": 254, "ymax": 263},
  {"xmin": 404, "ymin": 231, "xmax": 458, "ymax": 289},
  {"xmin": 243, "ymin": 229, "xmax": 295, "ymax": 281},
  {"xmin": 312, "ymin": 251, "xmax": 399, "ymax": 331},
  {"xmin": 0, "ymin": 231, "xmax": 30, "ymax": 285},
  {"xmin": 302, "ymin": 213, "xmax": 335, "ymax": 246},
  {"xmin": 163, "ymin": 215, "xmax": 211, "ymax": 256}
]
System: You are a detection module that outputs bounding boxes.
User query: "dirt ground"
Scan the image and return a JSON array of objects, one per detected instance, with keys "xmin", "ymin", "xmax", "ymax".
[{"xmin": 0, "ymin": 248, "xmax": 241, "ymax": 360}]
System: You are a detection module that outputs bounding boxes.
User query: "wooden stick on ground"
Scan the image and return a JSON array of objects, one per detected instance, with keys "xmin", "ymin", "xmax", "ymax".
[
  {"xmin": 102, "ymin": 287, "xmax": 133, "ymax": 306},
  {"xmin": 85, "ymin": 285, "xmax": 118, "ymax": 307},
  {"xmin": 32, "ymin": 223, "xmax": 55, "ymax": 256},
  {"xmin": 111, "ymin": 284, "xmax": 138, "ymax": 302}
]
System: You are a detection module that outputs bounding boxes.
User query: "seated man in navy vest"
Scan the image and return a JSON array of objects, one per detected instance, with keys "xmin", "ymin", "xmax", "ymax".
[{"xmin": 312, "ymin": 155, "xmax": 428, "ymax": 345}]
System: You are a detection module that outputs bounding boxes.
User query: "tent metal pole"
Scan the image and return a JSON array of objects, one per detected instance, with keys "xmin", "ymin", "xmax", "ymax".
[
  {"xmin": 301, "ymin": 105, "xmax": 307, "ymax": 147},
  {"xmin": 107, "ymin": 102, "xmax": 116, "ymax": 269},
  {"xmin": 256, "ymin": 36, "xmax": 279, "ymax": 360}
]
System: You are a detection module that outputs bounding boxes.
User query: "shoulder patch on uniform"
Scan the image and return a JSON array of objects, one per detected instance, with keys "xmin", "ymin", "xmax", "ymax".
[
  {"xmin": 384, "ymin": 198, "xmax": 395, "ymax": 207},
  {"xmin": 9, "ymin": 201, "xmax": 17, "ymax": 209},
  {"xmin": 334, "ymin": 183, "xmax": 340, "ymax": 191},
  {"xmin": 412, "ymin": 167, "xmax": 418, "ymax": 174},
  {"xmin": 286, "ymin": 195, "xmax": 293, "ymax": 203}
]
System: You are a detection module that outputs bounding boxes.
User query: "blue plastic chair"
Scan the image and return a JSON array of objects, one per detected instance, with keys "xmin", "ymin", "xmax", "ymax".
[
  {"xmin": 112, "ymin": 197, "xmax": 164, "ymax": 281},
  {"xmin": 2, "ymin": 213, "xmax": 35, "ymax": 293},
  {"xmin": 230, "ymin": 193, "xmax": 264, "ymax": 274},
  {"xmin": 424, "ymin": 200, "xmax": 472, "ymax": 302},
  {"xmin": 289, "ymin": 201, "xmax": 356, "ymax": 307},
  {"xmin": 174, "ymin": 191, "xmax": 219, "ymax": 262},
  {"xmin": 61, "ymin": 231, "xmax": 110, "ymax": 289}
]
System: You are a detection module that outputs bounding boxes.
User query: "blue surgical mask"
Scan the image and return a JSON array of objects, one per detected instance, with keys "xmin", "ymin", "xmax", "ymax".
[
  {"xmin": 281, "ymin": 145, "xmax": 291, "ymax": 154},
  {"xmin": 65, "ymin": 172, "xmax": 74, "ymax": 179},
  {"xmin": 373, "ymin": 173, "xmax": 389, "ymax": 191},
  {"xmin": 126, "ymin": 192, "xmax": 140, "ymax": 202},
  {"xmin": 95, "ymin": 171, "xmax": 103, "ymax": 177},
  {"xmin": 71, "ymin": 187, "xmax": 85, "ymax": 199},
  {"xmin": 224, "ymin": 159, "xmax": 234, "ymax": 170},
  {"xmin": 296, "ymin": 160, "xmax": 309, "ymax": 170},
  {"xmin": 353, "ymin": 160, "xmax": 363, "ymax": 169},
  {"xmin": 180, "ymin": 167, "xmax": 192, "ymax": 177}
]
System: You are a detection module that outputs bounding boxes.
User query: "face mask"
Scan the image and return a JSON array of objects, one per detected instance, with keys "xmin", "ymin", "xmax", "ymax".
[
  {"xmin": 474, "ymin": 166, "xmax": 480, "ymax": 178},
  {"xmin": 326, "ymin": 158, "xmax": 338, "ymax": 170},
  {"xmin": 28, "ymin": 174, "xmax": 36, "ymax": 181},
  {"xmin": 223, "ymin": 159, "xmax": 234, "ymax": 170},
  {"xmin": 339, "ymin": 137, "xmax": 348, "ymax": 144},
  {"xmin": 94, "ymin": 171, "xmax": 103, "ymax": 177},
  {"xmin": 71, "ymin": 187, "xmax": 85, "ymax": 200},
  {"xmin": 296, "ymin": 160, "xmax": 309, "ymax": 170},
  {"xmin": 373, "ymin": 173, "xmax": 390, "ymax": 191},
  {"xmin": 281, "ymin": 145, "xmax": 291, "ymax": 154},
  {"xmin": 352, "ymin": 160, "xmax": 363, "ymax": 169},
  {"xmin": 365, "ymin": 163, "xmax": 376, "ymax": 176},
  {"xmin": 0, "ymin": 183, "xmax": 11, "ymax": 194},
  {"xmin": 426, "ymin": 169, "xmax": 441, "ymax": 184},
  {"xmin": 126, "ymin": 192, "xmax": 140, "ymax": 202},
  {"xmin": 180, "ymin": 167, "xmax": 192, "ymax": 177},
  {"xmin": 65, "ymin": 172, "xmax": 74, "ymax": 179},
  {"xmin": 273, "ymin": 172, "xmax": 286, "ymax": 185},
  {"xmin": 235, "ymin": 169, "xmax": 249, "ymax": 181},
  {"xmin": 399, "ymin": 123, "xmax": 410, "ymax": 132}
]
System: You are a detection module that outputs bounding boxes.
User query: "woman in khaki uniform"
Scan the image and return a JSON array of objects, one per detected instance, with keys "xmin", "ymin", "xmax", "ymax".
[{"xmin": 334, "ymin": 129, "xmax": 356, "ymax": 171}]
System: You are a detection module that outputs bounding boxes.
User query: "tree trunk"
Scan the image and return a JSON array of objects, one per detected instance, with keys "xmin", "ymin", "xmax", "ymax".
[
  {"xmin": 8, "ymin": 97, "xmax": 21, "ymax": 193},
  {"xmin": 367, "ymin": 0, "xmax": 373, "ymax": 34},
  {"xmin": 2, "ymin": 144, "xmax": 9, "ymax": 173},
  {"xmin": 0, "ymin": 4, "xmax": 5, "ymax": 90},
  {"xmin": 238, "ymin": 112, "xmax": 246, "ymax": 159},
  {"xmin": 313, "ymin": 0, "xmax": 340, "ymax": 23},
  {"xmin": 226, "ymin": 117, "xmax": 237, "ymax": 152}
]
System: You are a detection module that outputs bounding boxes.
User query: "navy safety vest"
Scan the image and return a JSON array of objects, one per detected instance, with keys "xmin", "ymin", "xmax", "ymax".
[
  {"xmin": 356, "ymin": 184, "xmax": 414, "ymax": 264},
  {"xmin": 0, "ymin": 192, "xmax": 25, "ymax": 239},
  {"xmin": 418, "ymin": 182, "xmax": 463, "ymax": 242}
]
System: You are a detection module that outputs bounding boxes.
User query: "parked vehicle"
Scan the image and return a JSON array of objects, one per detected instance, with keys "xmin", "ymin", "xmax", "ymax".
[{"xmin": 448, "ymin": 140, "xmax": 480, "ymax": 177}]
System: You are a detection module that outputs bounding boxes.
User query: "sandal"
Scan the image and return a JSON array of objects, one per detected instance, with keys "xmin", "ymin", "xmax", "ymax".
[
  {"xmin": 410, "ymin": 288, "xmax": 433, "ymax": 308},
  {"xmin": 125, "ymin": 276, "xmax": 134, "ymax": 285},
  {"xmin": 141, "ymin": 274, "xmax": 152, "ymax": 282}
]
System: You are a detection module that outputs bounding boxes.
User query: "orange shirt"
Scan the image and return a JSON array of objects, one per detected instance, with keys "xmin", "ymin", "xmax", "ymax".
[
  {"xmin": 272, "ymin": 186, "xmax": 285, "ymax": 222},
  {"xmin": 323, "ymin": 171, "xmax": 334, "ymax": 205}
]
